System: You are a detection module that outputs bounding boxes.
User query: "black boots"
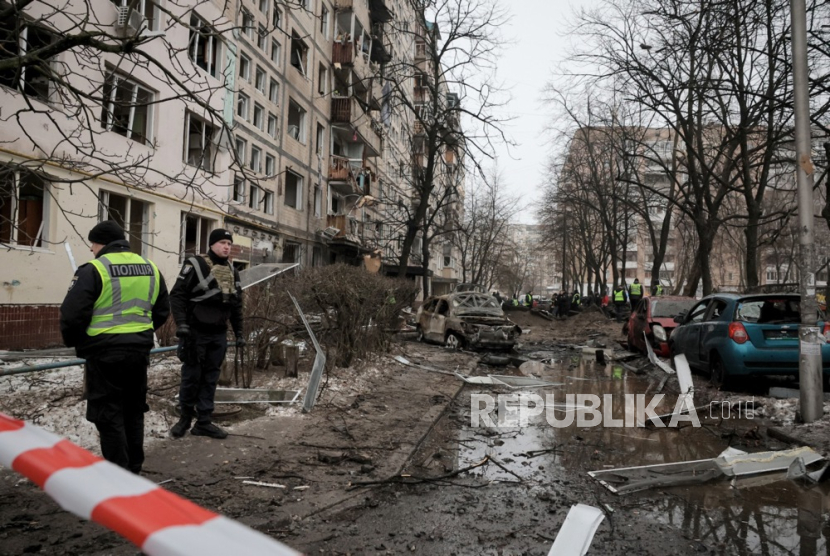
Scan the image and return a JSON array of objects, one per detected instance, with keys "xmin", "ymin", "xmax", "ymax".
[
  {"xmin": 170, "ymin": 416, "xmax": 192, "ymax": 438},
  {"xmin": 190, "ymin": 422, "xmax": 228, "ymax": 439}
]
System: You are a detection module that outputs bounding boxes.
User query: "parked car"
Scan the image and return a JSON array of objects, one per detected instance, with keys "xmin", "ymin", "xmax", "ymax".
[
  {"xmin": 625, "ymin": 296, "xmax": 697, "ymax": 356},
  {"xmin": 416, "ymin": 291, "xmax": 522, "ymax": 350},
  {"xmin": 669, "ymin": 293, "xmax": 830, "ymax": 387}
]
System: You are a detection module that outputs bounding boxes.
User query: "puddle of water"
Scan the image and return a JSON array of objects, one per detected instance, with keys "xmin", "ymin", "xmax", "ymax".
[{"xmin": 412, "ymin": 356, "xmax": 830, "ymax": 554}]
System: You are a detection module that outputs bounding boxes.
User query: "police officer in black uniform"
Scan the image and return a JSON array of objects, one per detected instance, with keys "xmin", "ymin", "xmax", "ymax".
[
  {"xmin": 169, "ymin": 229, "xmax": 244, "ymax": 439},
  {"xmin": 60, "ymin": 220, "xmax": 170, "ymax": 473}
]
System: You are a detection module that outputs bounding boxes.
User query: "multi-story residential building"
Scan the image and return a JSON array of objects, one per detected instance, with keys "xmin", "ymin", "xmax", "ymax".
[
  {"xmin": 0, "ymin": 0, "xmax": 237, "ymax": 349},
  {"xmin": 0, "ymin": 0, "xmax": 464, "ymax": 348}
]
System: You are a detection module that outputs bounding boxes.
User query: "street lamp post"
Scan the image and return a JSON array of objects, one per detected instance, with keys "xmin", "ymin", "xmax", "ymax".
[{"xmin": 790, "ymin": 0, "xmax": 823, "ymax": 421}]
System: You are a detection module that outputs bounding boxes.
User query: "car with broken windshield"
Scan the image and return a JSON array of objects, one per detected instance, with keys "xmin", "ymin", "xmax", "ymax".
[
  {"xmin": 625, "ymin": 296, "xmax": 697, "ymax": 357},
  {"xmin": 669, "ymin": 293, "xmax": 830, "ymax": 388},
  {"xmin": 416, "ymin": 292, "xmax": 522, "ymax": 350}
]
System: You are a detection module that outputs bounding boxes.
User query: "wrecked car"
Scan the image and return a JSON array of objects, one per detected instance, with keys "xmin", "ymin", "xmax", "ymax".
[
  {"xmin": 669, "ymin": 293, "xmax": 830, "ymax": 387},
  {"xmin": 625, "ymin": 296, "xmax": 696, "ymax": 356},
  {"xmin": 416, "ymin": 292, "xmax": 522, "ymax": 350}
]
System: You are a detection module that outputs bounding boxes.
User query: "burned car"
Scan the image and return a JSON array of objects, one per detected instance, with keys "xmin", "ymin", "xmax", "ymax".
[{"xmin": 416, "ymin": 292, "xmax": 522, "ymax": 350}]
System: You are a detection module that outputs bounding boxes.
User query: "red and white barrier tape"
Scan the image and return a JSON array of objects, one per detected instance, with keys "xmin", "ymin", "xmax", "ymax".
[{"xmin": 0, "ymin": 413, "xmax": 300, "ymax": 555}]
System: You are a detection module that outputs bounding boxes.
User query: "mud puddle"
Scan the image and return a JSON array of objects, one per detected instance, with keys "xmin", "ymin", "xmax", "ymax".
[{"xmin": 411, "ymin": 356, "xmax": 830, "ymax": 554}]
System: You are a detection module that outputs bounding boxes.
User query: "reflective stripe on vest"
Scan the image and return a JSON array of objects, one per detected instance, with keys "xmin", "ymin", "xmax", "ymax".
[
  {"xmin": 630, "ymin": 283, "xmax": 642, "ymax": 296},
  {"xmin": 188, "ymin": 256, "xmax": 224, "ymax": 302},
  {"xmin": 614, "ymin": 289, "xmax": 625, "ymax": 302},
  {"xmin": 87, "ymin": 252, "xmax": 160, "ymax": 336}
]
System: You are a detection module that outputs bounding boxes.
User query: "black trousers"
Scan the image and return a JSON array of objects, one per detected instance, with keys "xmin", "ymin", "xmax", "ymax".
[
  {"xmin": 615, "ymin": 302, "xmax": 627, "ymax": 321},
  {"xmin": 179, "ymin": 331, "xmax": 227, "ymax": 424},
  {"xmin": 629, "ymin": 295, "xmax": 642, "ymax": 310},
  {"xmin": 85, "ymin": 351, "xmax": 149, "ymax": 474}
]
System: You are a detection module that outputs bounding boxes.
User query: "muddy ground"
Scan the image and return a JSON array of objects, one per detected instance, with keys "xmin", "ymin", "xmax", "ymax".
[{"xmin": 2, "ymin": 309, "xmax": 830, "ymax": 555}]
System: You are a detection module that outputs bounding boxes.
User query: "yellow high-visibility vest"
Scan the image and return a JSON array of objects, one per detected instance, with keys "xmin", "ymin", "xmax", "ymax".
[{"xmin": 86, "ymin": 252, "xmax": 160, "ymax": 336}]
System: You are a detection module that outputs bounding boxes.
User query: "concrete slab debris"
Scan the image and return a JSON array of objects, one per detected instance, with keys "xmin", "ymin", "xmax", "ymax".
[
  {"xmin": 548, "ymin": 503, "xmax": 605, "ymax": 556},
  {"xmin": 214, "ymin": 388, "xmax": 301, "ymax": 404},
  {"xmin": 715, "ymin": 446, "xmax": 824, "ymax": 477}
]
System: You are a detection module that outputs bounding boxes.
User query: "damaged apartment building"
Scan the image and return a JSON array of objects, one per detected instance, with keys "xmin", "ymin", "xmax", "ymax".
[{"xmin": 0, "ymin": 0, "xmax": 464, "ymax": 349}]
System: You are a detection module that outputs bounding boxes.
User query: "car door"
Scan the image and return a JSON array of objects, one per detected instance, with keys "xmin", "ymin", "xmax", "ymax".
[
  {"xmin": 431, "ymin": 299, "xmax": 450, "ymax": 341},
  {"xmin": 673, "ymin": 300, "xmax": 711, "ymax": 368},
  {"xmin": 698, "ymin": 298, "xmax": 729, "ymax": 367},
  {"xmin": 418, "ymin": 299, "xmax": 437, "ymax": 340}
]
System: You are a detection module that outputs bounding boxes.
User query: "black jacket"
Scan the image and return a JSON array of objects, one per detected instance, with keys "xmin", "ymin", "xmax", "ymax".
[
  {"xmin": 169, "ymin": 251, "xmax": 243, "ymax": 336},
  {"xmin": 60, "ymin": 240, "xmax": 170, "ymax": 358}
]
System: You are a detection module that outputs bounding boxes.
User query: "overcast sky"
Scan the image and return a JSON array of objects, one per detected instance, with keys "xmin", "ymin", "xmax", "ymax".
[{"xmin": 489, "ymin": 0, "xmax": 601, "ymax": 224}]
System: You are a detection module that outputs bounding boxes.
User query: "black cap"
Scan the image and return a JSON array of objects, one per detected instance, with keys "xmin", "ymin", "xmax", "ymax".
[
  {"xmin": 88, "ymin": 220, "xmax": 125, "ymax": 245},
  {"xmin": 209, "ymin": 228, "xmax": 233, "ymax": 246}
]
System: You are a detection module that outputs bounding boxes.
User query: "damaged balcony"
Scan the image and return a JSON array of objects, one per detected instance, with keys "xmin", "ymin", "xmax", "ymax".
[
  {"xmin": 331, "ymin": 97, "xmax": 382, "ymax": 156},
  {"xmin": 328, "ymin": 155, "xmax": 362, "ymax": 195}
]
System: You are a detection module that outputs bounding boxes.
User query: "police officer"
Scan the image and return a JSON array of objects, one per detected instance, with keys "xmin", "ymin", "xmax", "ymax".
[
  {"xmin": 613, "ymin": 283, "xmax": 627, "ymax": 322},
  {"xmin": 60, "ymin": 220, "xmax": 170, "ymax": 474},
  {"xmin": 572, "ymin": 289, "xmax": 581, "ymax": 308},
  {"xmin": 525, "ymin": 291, "xmax": 533, "ymax": 307},
  {"xmin": 654, "ymin": 283, "xmax": 664, "ymax": 296},
  {"xmin": 169, "ymin": 229, "xmax": 244, "ymax": 439},
  {"xmin": 628, "ymin": 278, "xmax": 643, "ymax": 310}
]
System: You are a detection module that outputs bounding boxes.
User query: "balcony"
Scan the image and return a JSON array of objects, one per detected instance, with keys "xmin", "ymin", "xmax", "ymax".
[
  {"xmin": 326, "ymin": 214, "xmax": 364, "ymax": 241},
  {"xmin": 334, "ymin": 0, "xmax": 353, "ymax": 8},
  {"xmin": 332, "ymin": 41, "xmax": 353, "ymax": 65},
  {"xmin": 329, "ymin": 155, "xmax": 361, "ymax": 195},
  {"xmin": 331, "ymin": 97, "xmax": 382, "ymax": 156}
]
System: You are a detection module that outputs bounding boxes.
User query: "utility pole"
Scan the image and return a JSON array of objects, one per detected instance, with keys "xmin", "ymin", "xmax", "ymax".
[{"xmin": 791, "ymin": 0, "xmax": 823, "ymax": 422}]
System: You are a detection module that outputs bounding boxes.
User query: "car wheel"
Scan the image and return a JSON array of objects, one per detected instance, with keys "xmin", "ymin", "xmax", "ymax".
[
  {"xmin": 445, "ymin": 332, "xmax": 463, "ymax": 350},
  {"xmin": 710, "ymin": 354, "xmax": 732, "ymax": 390}
]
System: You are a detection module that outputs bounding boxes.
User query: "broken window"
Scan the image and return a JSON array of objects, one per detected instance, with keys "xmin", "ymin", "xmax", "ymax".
[
  {"xmin": 239, "ymin": 54, "xmax": 251, "ymax": 81},
  {"xmin": 253, "ymin": 103, "xmax": 264, "ymax": 129},
  {"xmin": 237, "ymin": 93, "xmax": 249, "ymax": 120},
  {"xmin": 269, "ymin": 78, "xmax": 279, "ymax": 103},
  {"xmin": 101, "ymin": 72, "xmax": 153, "ymax": 146},
  {"xmin": 255, "ymin": 67, "xmax": 266, "ymax": 93},
  {"xmin": 0, "ymin": 166, "xmax": 47, "ymax": 248},
  {"xmin": 180, "ymin": 212, "xmax": 214, "ymax": 261},
  {"xmin": 0, "ymin": 19, "xmax": 58, "ymax": 101},
  {"xmin": 98, "ymin": 190, "xmax": 149, "ymax": 254},
  {"xmin": 320, "ymin": 5, "xmax": 329, "ymax": 38},
  {"xmin": 265, "ymin": 153, "xmax": 275, "ymax": 175},
  {"xmin": 284, "ymin": 170, "xmax": 303, "ymax": 209},
  {"xmin": 233, "ymin": 174, "xmax": 246, "ymax": 203},
  {"xmin": 257, "ymin": 25, "xmax": 267, "ymax": 51},
  {"xmin": 282, "ymin": 241, "xmax": 300, "ymax": 263},
  {"xmin": 189, "ymin": 15, "xmax": 221, "ymax": 78},
  {"xmin": 183, "ymin": 111, "xmax": 217, "ymax": 171},
  {"xmin": 313, "ymin": 184, "xmax": 322, "ymax": 217},
  {"xmin": 235, "ymin": 137, "xmax": 247, "ymax": 166},
  {"xmin": 271, "ymin": 39, "xmax": 281, "ymax": 65},
  {"xmin": 241, "ymin": 9, "xmax": 255, "ymax": 39},
  {"xmin": 290, "ymin": 32, "xmax": 308, "ymax": 75},
  {"xmin": 267, "ymin": 113, "xmax": 277, "ymax": 138},
  {"xmin": 287, "ymin": 99, "xmax": 306, "ymax": 142},
  {"xmin": 248, "ymin": 184, "xmax": 260, "ymax": 209},
  {"xmin": 110, "ymin": 0, "xmax": 159, "ymax": 31},
  {"xmin": 250, "ymin": 145, "xmax": 261, "ymax": 172},
  {"xmin": 263, "ymin": 189, "xmax": 274, "ymax": 215},
  {"xmin": 317, "ymin": 63, "xmax": 328, "ymax": 95},
  {"xmin": 315, "ymin": 123, "xmax": 325, "ymax": 156}
]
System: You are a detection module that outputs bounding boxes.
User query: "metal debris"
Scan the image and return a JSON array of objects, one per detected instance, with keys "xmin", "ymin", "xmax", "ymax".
[
  {"xmin": 214, "ymin": 388, "xmax": 301, "ymax": 404},
  {"xmin": 288, "ymin": 292, "xmax": 327, "ymax": 413},
  {"xmin": 644, "ymin": 336, "xmax": 674, "ymax": 374},
  {"xmin": 242, "ymin": 480, "xmax": 286, "ymax": 489},
  {"xmin": 589, "ymin": 446, "xmax": 825, "ymax": 495},
  {"xmin": 548, "ymin": 503, "xmax": 605, "ymax": 556}
]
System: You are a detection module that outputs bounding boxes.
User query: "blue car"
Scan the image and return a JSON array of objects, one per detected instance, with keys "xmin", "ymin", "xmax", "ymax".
[{"xmin": 669, "ymin": 293, "xmax": 830, "ymax": 387}]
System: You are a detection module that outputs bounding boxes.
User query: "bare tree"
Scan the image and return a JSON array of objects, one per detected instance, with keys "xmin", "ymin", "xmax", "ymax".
[
  {"xmin": 455, "ymin": 165, "xmax": 516, "ymax": 289},
  {"xmin": 375, "ymin": 0, "xmax": 510, "ymax": 280}
]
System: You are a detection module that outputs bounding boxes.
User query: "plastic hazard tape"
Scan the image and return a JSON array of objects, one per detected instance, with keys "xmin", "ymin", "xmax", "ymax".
[{"xmin": 0, "ymin": 413, "xmax": 301, "ymax": 556}]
